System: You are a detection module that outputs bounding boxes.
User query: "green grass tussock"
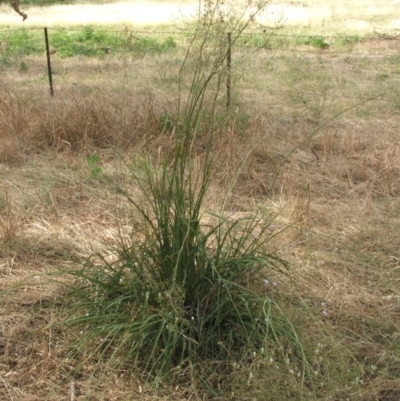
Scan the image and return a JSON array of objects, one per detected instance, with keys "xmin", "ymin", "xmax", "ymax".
[
  {"xmin": 49, "ymin": 1, "xmax": 310, "ymax": 391},
  {"xmin": 62, "ymin": 150, "xmax": 302, "ymax": 388}
]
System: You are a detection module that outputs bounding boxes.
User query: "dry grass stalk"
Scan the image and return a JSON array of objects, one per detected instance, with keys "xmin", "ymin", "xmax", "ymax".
[
  {"xmin": 0, "ymin": 190, "xmax": 20, "ymax": 243},
  {"xmin": 0, "ymin": 89, "xmax": 163, "ymax": 159}
]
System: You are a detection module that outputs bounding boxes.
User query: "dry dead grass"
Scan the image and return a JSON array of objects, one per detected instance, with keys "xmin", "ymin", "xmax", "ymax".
[
  {"xmin": 1, "ymin": 82, "xmax": 399, "ymax": 399},
  {"xmin": 1, "ymin": 20, "xmax": 400, "ymax": 401}
]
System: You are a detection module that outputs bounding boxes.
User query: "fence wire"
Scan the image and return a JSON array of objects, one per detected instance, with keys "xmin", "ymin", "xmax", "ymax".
[{"xmin": 1, "ymin": 27, "xmax": 399, "ymax": 115}]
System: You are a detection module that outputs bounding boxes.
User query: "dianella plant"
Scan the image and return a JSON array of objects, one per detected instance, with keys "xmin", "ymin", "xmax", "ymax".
[{"xmin": 61, "ymin": 0, "xmax": 307, "ymax": 392}]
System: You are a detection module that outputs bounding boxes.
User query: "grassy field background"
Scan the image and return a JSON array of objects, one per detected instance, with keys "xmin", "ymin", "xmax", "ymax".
[
  {"xmin": 0, "ymin": 0, "xmax": 399, "ymax": 32},
  {"xmin": 1, "ymin": 1, "xmax": 400, "ymax": 400}
]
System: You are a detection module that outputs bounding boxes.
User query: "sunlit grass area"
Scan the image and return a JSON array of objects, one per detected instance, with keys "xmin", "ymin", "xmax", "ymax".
[
  {"xmin": 257, "ymin": 0, "xmax": 400, "ymax": 34},
  {"xmin": 0, "ymin": 0, "xmax": 198, "ymax": 27},
  {"xmin": 1, "ymin": 0, "xmax": 399, "ymax": 34}
]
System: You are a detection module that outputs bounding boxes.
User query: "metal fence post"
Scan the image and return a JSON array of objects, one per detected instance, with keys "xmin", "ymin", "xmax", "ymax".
[
  {"xmin": 44, "ymin": 27, "xmax": 54, "ymax": 96},
  {"xmin": 226, "ymin": 32, "xmax": 232, "ymax": 109}
]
